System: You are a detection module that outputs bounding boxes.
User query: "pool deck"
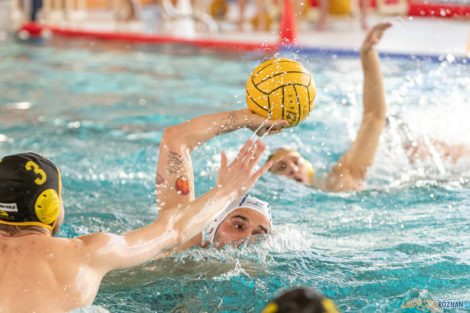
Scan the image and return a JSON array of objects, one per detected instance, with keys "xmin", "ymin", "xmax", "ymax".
[
  {"xmin": 17, "ymin": 13, "xmax": 470, "ymax": 58},
  {"xmin": 218, "ymin": 16, "xmax": 470, "ymax": 57}
]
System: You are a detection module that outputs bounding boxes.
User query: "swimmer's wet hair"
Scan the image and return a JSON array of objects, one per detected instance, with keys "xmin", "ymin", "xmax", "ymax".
[
  {"xmin": 262, "ymin": 287, "xmax": 339, "ymax": 313},
  {"xmin": 268, "ymin": 148, "xmax": 295, "ymax": 162},
  {"xmin": 0, "ymin": 224, "xmax": 49, "ymax": 236}
]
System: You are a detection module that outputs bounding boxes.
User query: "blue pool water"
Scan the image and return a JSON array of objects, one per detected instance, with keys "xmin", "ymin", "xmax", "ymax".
[{"xmin": 1, "ymin": 36, "xmax": 470, "ymax": 313}]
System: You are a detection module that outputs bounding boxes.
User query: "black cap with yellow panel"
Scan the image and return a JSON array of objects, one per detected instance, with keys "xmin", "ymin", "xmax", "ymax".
[
  {"xmin": 0, "ymin": 152, "xmax": 61, "ymax": 231},
  {"xmin": 261, "ymin": 287, "xmax": 339, "ymax": 313}
]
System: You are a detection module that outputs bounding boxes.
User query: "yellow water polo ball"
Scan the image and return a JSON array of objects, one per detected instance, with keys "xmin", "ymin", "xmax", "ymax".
[{"xmin": 245, "ymin": 58, "xmax": 316, "ymax": 127}]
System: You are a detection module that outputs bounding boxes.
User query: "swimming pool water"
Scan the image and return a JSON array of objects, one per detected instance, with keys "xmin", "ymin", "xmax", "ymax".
[{"xmin": 1, "ymin": 36, "xmax": 470, "ymax": 313}]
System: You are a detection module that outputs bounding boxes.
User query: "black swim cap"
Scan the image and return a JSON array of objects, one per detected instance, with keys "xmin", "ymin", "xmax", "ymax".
[
  {"xmin": 261, "ymin": 287, "xmax": 339, "ymax": 313},
  {"xmin": 0, "ymin": 152, "xmax": 61, "ymax": 231}
]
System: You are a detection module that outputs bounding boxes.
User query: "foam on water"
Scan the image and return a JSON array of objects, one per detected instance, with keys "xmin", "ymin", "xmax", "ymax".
[{"xmin": 68, "ymin": 305, "xmax": 110, "ymax": 313}]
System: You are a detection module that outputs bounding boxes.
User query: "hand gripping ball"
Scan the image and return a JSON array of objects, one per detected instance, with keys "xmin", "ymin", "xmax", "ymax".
[{"xmin": 246, "ymin": 58, "xmax": 316, "ymax": 127}]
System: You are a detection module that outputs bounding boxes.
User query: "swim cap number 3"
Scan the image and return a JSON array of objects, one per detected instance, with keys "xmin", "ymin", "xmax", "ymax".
[
  {"xmin": 25, "ymin": 161, "xmax": 47, "ymax": 185},
  {"xmin": 25, "ymin": 160, "xmax": 60, "ymax": 224}
]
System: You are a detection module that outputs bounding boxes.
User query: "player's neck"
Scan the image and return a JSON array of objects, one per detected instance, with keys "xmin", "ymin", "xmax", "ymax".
[{"xmin": 0, "ymin": 228, "xmax": 51, "ymax": 237}]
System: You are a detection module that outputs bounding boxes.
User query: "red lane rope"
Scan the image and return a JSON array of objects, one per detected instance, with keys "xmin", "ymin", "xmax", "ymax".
[
  {"xmin": 19, "ymin": 0, "xmax": 470, "ymax": 53},
  {"xmin": 408, "ymin": 2, "xmax": 470, "ymax": 18},
  {"xmin": 19, "ymin": 22, "xmax": 279, "ymax": 52}
]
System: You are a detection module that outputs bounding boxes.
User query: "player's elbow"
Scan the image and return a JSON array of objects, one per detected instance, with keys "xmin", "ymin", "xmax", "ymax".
[
  {"xmin": 166, "ymin": 216, "xmax": 189, "ymax": 248},
  {"xmin": 175, "ymin": 232, "xmax": 186, "ymax": 248},
  {"xmin": 162, "ymin": 126, "xmax": 181, "ymax": 144},
  {"xmin": 162, "ymin": 125, "xmax": 193, "ymax": 152},
  {"xmin": 163, "ymin": 125, "xmax": 191, "ymax": 152}
]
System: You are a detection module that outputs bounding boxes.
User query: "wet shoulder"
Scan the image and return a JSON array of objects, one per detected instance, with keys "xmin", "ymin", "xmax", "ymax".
[
  {"xmin": 324, "ymin": 173, "xmax": 365, "ymax": 191},
  {"xmin": 0, "ymin": 235, "xmax": 84, "ymax": 261}
]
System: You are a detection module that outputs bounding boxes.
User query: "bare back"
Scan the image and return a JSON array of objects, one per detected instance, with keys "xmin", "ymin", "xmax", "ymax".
[{"xmin": 0, "ymin": 234, "xmax": 103, "ymax": 313}]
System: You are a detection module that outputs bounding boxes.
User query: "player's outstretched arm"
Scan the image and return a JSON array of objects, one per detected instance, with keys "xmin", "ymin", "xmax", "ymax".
[
  {"xmin": 156, "ymin": 109, "xmax": 286, "ymax": 212},
  {"xmin": 79, "ymin": 139, "xmax": 272, "ymax": 273},
  {"xmin": 326, "ymin": 23, "xmax": 391, "ymax": 191}
]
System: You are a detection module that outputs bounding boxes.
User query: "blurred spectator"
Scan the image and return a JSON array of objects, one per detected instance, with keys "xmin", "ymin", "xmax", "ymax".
[
  {"xmin": 31, "ymin": 0, "xmax": 43, "ymax": 21},
  {"xmin": 238, "ymin": 0, "xmax": 309, "ymax": 32},
  {"xmin": 211, "ymin": 0, "xmax": 228, "ymax": 20},
  {"xmin": 316, "ymin": 0, "xmax": 368, "ymax": 30},
  {"xmin": 114, "ymin": 0, "xmax": 138, "ymax": 21}
]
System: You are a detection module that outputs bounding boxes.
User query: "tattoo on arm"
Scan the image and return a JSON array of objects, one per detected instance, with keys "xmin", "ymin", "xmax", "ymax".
[
  {"xmin": 156, "ymin": 172, "xmax": 164, "ymax": 185},
  {"xmin": 167, "ymin": 151, "xmax": 184, "ymax": 174},
  {"xmin": 175, "ymin": 175, "xmax": 190, "ymax": 195},
  {"xmin": 165, "ymin": 151, "xmax": 191, "ymax": 196},
  {"xmin": 216, "ymin": 113, "xmax": 238, "ymax": 135}
]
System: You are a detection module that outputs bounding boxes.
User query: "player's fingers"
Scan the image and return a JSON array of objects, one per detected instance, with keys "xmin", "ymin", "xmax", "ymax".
[
  {"xmin": 265, "ymin": 119, "xmax": 288, "ymax": 129},
  {"xmin": 249, "ymin": 141, "xmax": 266, "ymax": 167},
  {"xmin": 246, "ymin": 139, "xmax": 265, "ymax": 164},
  {"xmin": 253, "ymin": 160, "xmax": 273, "ymax": 180},
  {"xmin": 256, "ymin": 128, "xmax": 267, "ymax": 137},
  {"xmin": 236, "ymin": 138, "xmax": 253, "ymax": 160},
  {"xmin": 379, "ymin": 22, "xmax": 392, "ymax": 30},
  {"xmin": 220, "ymin": 151, "xmax": 228, "ymax": 171},
  {"xmin": 266, "ymin": 129, "xmax": 283, "ymax": 136}
]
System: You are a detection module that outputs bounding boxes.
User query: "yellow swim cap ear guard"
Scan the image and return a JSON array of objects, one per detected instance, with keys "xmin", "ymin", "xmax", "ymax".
[
  {"xmin": 0, "ymin": 153, "xmax": 62, "ymax": 231},
  {"xmin": 322, "ymin": 298, "xmax": 340, "ymax": 313},
  {"xmin": 261, "ymin": 302, "xmax": 279, "ymax": 313},
  {"xmin": 302, "ymin": 158, "xmax": 315, "ymax": 181},
  {"xmin": 262, "ymin": 287, "xmax": 339, "ymax": 313},
  {"xmin": 35, "ymin": 188, "xmax": 61, "ymax": 225}
]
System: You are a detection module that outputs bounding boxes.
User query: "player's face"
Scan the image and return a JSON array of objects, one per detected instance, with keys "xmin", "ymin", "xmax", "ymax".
[
  {"xmin": 213, "ymin": 208, "xmax": 271, "ymax": 249},
  {"xmin": 270, "ymin": 151, "xmax": 310, "ymax": 184}
]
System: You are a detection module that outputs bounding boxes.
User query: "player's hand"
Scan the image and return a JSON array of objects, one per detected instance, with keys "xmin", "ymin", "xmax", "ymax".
[
  {"xmin": 360, "ymin": 22, "xmax": 392, "ymax": 54},
  {"xmin": 239, "ymin": 109, "xmax": 287, "ymax": 136},
  {"xmin": 216, "ymin": 138, "xmax": 272, "ymax": 198}
]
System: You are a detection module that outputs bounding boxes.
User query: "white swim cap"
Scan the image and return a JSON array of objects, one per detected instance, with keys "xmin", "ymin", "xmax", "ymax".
[{"xmin": 204, "ymin": 195, "xmax": 272, "ymax": 245}]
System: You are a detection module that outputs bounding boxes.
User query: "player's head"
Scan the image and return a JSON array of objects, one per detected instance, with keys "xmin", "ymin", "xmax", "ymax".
[
  {"xmin": 268, "ymin": 149, "xmax": 314, "ymax": 185},
  {"xmin": 262, "ymin": 287, "xmax": 339, "ymax": 313},
  {"xmin": 205, "ymin": 195, "xmax": 272, "ymax": 249},
  {"xmin": 0, "ymin": 152, "xmax": 64, "ymax": 235}
]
